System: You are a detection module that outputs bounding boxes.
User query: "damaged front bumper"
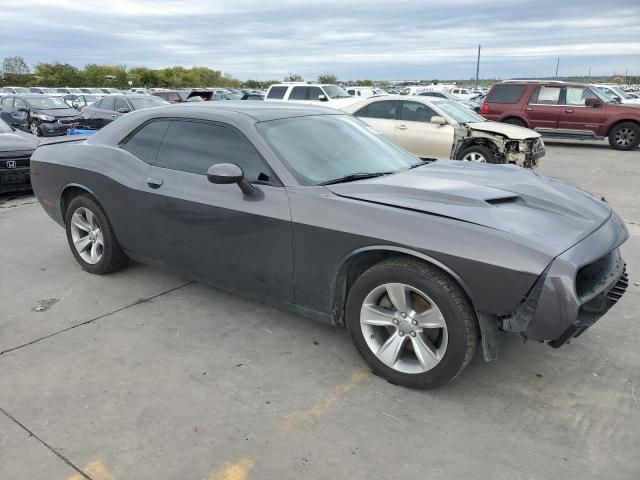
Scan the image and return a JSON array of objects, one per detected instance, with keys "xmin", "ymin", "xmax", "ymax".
[
  {"xmin": 501, "ymin": 212, "xmax": 629, "ymax": 345},
  {"xmin": 505, "ymin": 138, "xmax": 545, "ymax": 169}
]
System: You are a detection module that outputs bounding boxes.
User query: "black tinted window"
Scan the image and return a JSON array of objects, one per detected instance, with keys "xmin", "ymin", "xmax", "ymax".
[
  {"xmin": 399, "ymin": 101, "xmax": 438, "ymax": 122},
  {"xmin": 354, "ymin": 100, "xmax": 397, "ymax": 120},
  {"xmin": 289, "ymin": 87, "xmax": 307, "ymax": 100},
  {"xmin": 267, "ymin": 86, "xmax": 287, "ymax": 99},
  {"xmin": 156, "ymin": 121, "xmax": 273, "ymax": 183},
  {"xmin": 488, "ymin": 85, "xmax": 526, "ymax": 104},
  {"xmin": 99, "ymin": 97, "xmax": 115, "ymax": 111},
  {"xmin": 122, "ymin": 120, "xmax": 170, "ymax": 164}
]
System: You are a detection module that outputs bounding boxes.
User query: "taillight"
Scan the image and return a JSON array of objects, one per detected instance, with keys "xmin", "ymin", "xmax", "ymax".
[{"xmin": 480, "ymin": 103, "xmax": 489, "ymax": 115}]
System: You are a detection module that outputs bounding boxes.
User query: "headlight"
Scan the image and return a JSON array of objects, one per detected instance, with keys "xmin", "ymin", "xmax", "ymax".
[{"xmin": 32, "ymin": 113, "xmax": 56, "ymax": 122}]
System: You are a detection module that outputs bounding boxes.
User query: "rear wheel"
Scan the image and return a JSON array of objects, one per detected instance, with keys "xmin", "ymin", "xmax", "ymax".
[
  {"xmin": 65, "ymin": 195, "xmax": 129, "ymax": 274},
  {"xmin": 457, "ymin": 144, "xmax": 496, "ymax": 164},
  {"xmin": 346, "ymin": 258, "xmax": 478, "ymax": 389},
  {"xmin": 608, "ymin": 122, "xmax": 640, "ymax": 151}
]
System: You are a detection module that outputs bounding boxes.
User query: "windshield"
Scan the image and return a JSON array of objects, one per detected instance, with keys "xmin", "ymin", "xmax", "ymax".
[
  {"xmin": 592, "ymin": 87, "xmax": 618, "ymax": 103},
  {"xmin": 68, "ymin": 88, "xmax": 83, "ymax": 94},
  {"xmin": 435, "ymin": 100, "xmax": 486, "ymax": 124},
  {"xmin": 323, "ymin": 85, "xmax": 351, "ymax": 99},
  {"xmin": 257, "ymin": 115, "xmax": 420, "ymax": 186},
  {"xmin": 129, "ymin": 97, "xmax": 169, "ymax": 110},
  {"xmin": 14, "ymin": 87, "xmax": 29, "ymax": 93},
  {"xmin": 83, "ymin": 95, "xmax": 102, "ymax": 103},
  {"xmin": 0, "ymin": 118, "xmax": 12, "ymax": 133},
  {"xmin": 27, "ymin": 96, "xmax": 71, "ymax": 110}
]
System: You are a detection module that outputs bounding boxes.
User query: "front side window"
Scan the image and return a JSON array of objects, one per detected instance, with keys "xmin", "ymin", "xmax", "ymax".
[
  {"xmin": 530, "ymin": 86, "xmax": 561, "ymax": 105},
  {"xmin": 399, "ymin": 101, "xmax": 438, "ymax": 123},
  {"xmin": 99, "ymin": 97, "xmax": 115, "ymax": 111},
  {"xmin": 354, "ymin": 100, "xmax": 398, "ymax": 120},
  {"xmin": 155, "ymin": 120, "xmax": 273, "ymax": 183},
  {"xmin": 565, "ymin": 87, "xmax": 597, "ymax": 106},
  {"xmin": 122, "ymin": 120, "xmax": 170, "ymax": 164},
  {"xmin": 257, "ymin": 115, "xmax": 420, "ymax": 186},
  {"xmin": 114, "ymin": 97, "xmax": 130, "ymax": 111},
  {"xmin": 267, "ymin": 86, "xmax": 287, "ymax": 99}
]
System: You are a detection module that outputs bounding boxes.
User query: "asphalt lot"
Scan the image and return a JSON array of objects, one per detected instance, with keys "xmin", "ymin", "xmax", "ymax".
[{"xmin": 1, "ymin": 139, "xmax": 639, "ymax": 480}]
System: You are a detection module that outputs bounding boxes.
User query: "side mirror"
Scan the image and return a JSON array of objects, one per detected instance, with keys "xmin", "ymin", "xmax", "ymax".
[
  {"xmin": 318, "ymin": 94, "xmax": 328, "ymax": 102},
  {"xmin": 117, "ymin": 108, "xmax": 130, "ymax": 114},
  {"xmin": 206, "ymin": 163, "xmax": 255, "ymax": 195},
  {"xmin": 585, "ymin": 98, "xmax": 602, "ymax": 108},
  {"xmin": 431, "ymin": 116, "xmax": 447, "ymax": 126}
]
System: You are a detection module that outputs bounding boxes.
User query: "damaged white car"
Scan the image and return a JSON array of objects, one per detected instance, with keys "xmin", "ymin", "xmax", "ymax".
[{"xmin": 342, "ymin": 96, "xmax": 545, "ymax": 168}]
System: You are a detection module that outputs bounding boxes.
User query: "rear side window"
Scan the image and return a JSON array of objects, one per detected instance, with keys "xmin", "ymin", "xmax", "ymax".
[
  {"xmin": 155, "ymin": 120, "xmax": 274, "ymax": 183},
  {"xmin": 488, "ymin": 85, "xmax": 526, "ymax": 104},
  {"xmin": 267, "ymin": 86, "xmax": 287, "ymax": 99},
  {"xmin": 289, "ymin": 86, "xmax": 307, "ymax": 100},
  {"xmin": 354, "ymin": 100, "xmax": 398, "ymax": 120},
  {"xmin": 122, "ymin": 120, "xmax": 170, "ymax": 164}
]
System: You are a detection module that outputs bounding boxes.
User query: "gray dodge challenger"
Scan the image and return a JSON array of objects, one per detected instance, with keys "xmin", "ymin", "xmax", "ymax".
[{"xmin": 30, "ymin": 103, "xmax": 629, "ymax": 388}]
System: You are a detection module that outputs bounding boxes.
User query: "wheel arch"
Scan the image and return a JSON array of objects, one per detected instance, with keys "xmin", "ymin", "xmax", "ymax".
[
  {"xmin": 606, "ymin": 118, "xmax": 640, "ymax": 138},
  {"xmin": 59, "ymin": 183, "xmax": 101, "ymax": 221},
  {"xmin": 330, "ymin": 246, "xmax": 476, "ymax": 327},
  {"xmin": 454, "ymin": 138, "xmax": 500, "ymax": 160},
  {"xmin": 500, "ymin": 116, "xmax": 529, "ymax": 128}
]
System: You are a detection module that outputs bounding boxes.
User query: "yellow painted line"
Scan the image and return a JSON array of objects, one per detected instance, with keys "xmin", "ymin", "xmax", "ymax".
[
  {"xmin": 280, "ymin": 367, "xmax": 369, "ymax": 432},
  {"xmin": 207, "ymin": 457, "xmax": 254, "ymax": 480},
  {"xmin": 68, "ymin": 460, "xmax": 115, "ymax": 480}
]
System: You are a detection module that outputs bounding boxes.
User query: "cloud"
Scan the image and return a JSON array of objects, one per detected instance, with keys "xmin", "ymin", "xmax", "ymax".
[{"xmin": 1, "ymin": 0, "xmax": 638, "ymax": 80}]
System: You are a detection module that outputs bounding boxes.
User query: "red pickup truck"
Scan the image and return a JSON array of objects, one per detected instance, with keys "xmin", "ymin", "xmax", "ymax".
[{"xmin": 481, "ymin": 81, "xmax": 640, "ymax": 150}]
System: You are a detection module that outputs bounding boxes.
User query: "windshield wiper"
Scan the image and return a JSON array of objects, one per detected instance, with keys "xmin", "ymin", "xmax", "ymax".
[{"xmin": 319, "ymin": 172, "xmax": 393, "ymax": 185}]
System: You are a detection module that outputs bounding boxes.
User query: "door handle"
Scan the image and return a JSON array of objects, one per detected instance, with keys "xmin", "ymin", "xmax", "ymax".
[
  {"xmin": 146, "ymin": 177, "xmax": 163, "ymax": 189},
  {"xmin": 397, "ymin": 124, "xmax": 408, "ymax": 130},
  {"xmin": 565, "ymin": 109, "xmax": 574, "ymax": 113},
  {"xmin": 525, "ymin": 107, "xmax": 533, "ymax": 111}
]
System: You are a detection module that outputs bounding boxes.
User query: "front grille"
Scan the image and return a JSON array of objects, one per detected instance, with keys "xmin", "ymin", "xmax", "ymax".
[
  {"xmin": 0, "ymin": 150, "xmax": 32, "ymax": 170},
  {"xmin": 606, "ymin": 269, "xmax": 628, "ymax": 305}
]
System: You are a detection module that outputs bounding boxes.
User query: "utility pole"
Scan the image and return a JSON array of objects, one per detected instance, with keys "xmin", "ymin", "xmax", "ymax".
[
  {"xmin": 554, "ymin": 58, "xmax": 560, "ymax": 79},
  {"xmin": 588, "ymin": 66, "xmax": 591, "ymax": 78},
  {"xmin": 475, "ymin": 44, "xmax": 481, "ymax": 89}
]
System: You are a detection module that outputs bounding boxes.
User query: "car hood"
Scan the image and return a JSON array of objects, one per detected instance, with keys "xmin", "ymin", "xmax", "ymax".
[
  {"xmin": 0, "ymin": 129, "xmax": 40, "ymax": 152},
  {"xmin": 466, "ymin": 121, "xmax": 541, "ymax": 140},
  {"xmin": 326, "ymin": 160, "xmax": 611, "ymax": 257},
  {"xmin": 34, "ymin": 108, "xmax": 80, "ymax": 118}
]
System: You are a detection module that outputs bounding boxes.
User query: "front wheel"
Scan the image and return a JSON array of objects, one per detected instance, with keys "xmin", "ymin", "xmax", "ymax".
[
  {"xmin": 608, "ymin": 122, "xmax": 640, "ymax": 151},
  {"xmin": 65, "ymin": 195, "xmax": 129, "ymax": 274},
  {"xmin": 457, "ymin": 144, "xmax": 496, "ymax": 164},
  {"xmin": 346, "ymin": 258, "xmax": 478, "ymax": 389}
]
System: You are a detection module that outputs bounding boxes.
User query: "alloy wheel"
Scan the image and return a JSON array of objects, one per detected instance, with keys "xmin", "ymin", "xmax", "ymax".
[
  {"xmin": 69, "ymin": 207, "xmax": 104, "ymax": 264},
  {"xmin": 462, "ymin": 152, "xmax": 486, "ymax": 163},
  {"xmin": 30, "ymin": 122, "xmax": 40, "ymax": 137},
  {"xmin": 615, "ymin": 128, "xmax": 636, "ymax": 148},
  {"xmin": 360, "ymin": 283, "xmax": 448, "ymax": 374}
]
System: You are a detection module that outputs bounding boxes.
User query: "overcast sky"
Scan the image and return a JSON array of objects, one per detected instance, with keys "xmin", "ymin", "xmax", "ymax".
[{"xmin": 2, "ymin": 0, "xmax": 639, "ymax": 80}]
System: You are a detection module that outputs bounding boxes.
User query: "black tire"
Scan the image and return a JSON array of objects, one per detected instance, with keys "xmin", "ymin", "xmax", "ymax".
[
  {"xmin": 457, "ymin": 144, "xmax": 497, "ymax": 164},
  {"xmin": 64, "ymin": 194, "xmax": 129, "ymax": 274},
  {"xmin": 346, "ymin": 258, "xmax": 478, "ymax": 389},
  {"xmin": 608, "ymin": 122, "xmax": 640, "ymax": 151},
  {"xmin": 502, "ymin": 117, "xmax": 526, "ymax": 127}
]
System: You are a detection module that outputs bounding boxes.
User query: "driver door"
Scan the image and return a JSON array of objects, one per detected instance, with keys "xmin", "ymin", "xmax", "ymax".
[{"xmin": 135, "ymin": 119, "xmax": 294, "ymax": 303}]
